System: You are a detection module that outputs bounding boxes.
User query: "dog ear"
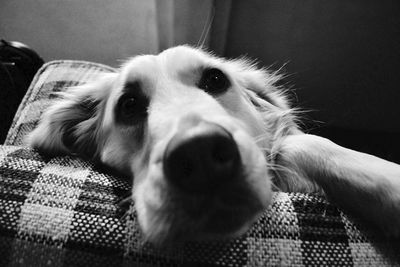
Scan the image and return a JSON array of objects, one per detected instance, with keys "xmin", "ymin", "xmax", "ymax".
[
  {"xmin": 234, "ymin": 61, "xmax": 301, "ymax": 137},
  {"xmin": 27, "ymin": 74, "xmax": 117, "ymax": 160},
  {"xmin": 237, "ymin": 64, "xmax": 291, "ymax": 110}
]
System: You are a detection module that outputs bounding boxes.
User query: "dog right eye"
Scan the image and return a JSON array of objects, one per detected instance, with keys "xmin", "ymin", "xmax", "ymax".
[
  {"xmin": 121, "ymin": 97, "xmax": 138, "ymax": 116},
  {"xmin": 116, "ymin": 94, "xmax": 149, "ymax": 124}
]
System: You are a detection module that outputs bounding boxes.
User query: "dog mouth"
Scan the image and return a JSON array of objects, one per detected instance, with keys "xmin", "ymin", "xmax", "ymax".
[
  {"xmin": 138, "ymin": 182, "xmax": 267, "ymax": 245},
  {"xmin": 183, "ymin": 185, "xmax": 266, "ymax": 236},
  {"xmin": 134, "ymin": 120, "xmax": 271, "ymax": 245}
]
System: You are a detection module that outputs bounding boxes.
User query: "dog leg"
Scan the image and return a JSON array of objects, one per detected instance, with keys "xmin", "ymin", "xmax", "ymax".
[{"xmin": 276, "ymin": 134, "xmax": 400, "ymax": 236}]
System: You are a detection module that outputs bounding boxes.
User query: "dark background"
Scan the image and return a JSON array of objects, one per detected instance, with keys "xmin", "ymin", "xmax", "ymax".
[{"xmin": 223, "ymin": 0, "xmax": 400, "ymax": 163}]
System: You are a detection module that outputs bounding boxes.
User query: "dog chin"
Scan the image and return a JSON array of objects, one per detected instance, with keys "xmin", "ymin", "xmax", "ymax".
[{"xmin": 136, "ymin": 193, "xmax": 269, "ymax": 246}]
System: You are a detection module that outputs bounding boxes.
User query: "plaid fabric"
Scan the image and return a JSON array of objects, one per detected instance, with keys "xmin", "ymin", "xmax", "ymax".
[
  {"xmin": 4, "ymin": 60, "xmax": 116, "ymax": 146},
  {"xmin": 1, "ymin": 60, "xmax": 399, "ymax": 266}
]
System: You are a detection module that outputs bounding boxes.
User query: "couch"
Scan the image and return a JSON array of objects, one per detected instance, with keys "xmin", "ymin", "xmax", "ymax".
[{"xmin": 0, "ymin": 60, "xmax": 399, "ymax": 266}]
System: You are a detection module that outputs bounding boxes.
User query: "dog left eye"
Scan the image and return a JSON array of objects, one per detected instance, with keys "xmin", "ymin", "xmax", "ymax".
[{"xmin": 198, "ymin": 68, "xmax": 230, "ymax": 94}]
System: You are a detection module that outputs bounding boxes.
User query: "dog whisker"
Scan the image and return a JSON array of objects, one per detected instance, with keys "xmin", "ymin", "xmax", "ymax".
[
  {"xmin": 254, "ymin": 133, "xmax": 269, "ymax": 143},
  {"xmin": 117, "ymin": 195, "xmax": 133, "ymax": 208},
  {"xmin": 119, "ymin": 211, "xmax": 130, "ymax": 222}
]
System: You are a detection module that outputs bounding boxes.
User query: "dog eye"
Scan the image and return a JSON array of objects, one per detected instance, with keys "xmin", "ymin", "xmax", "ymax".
[
  {"xmin": 117, "ymin": 94, "xmax": 148, "ymax": 123},
  {"xmin": 121, "ymin": 97, "xmax": 137, "ymax": 115},
  {"xmin": 198, "ymin": 68, "xmax": 230, "ymax": 94}
]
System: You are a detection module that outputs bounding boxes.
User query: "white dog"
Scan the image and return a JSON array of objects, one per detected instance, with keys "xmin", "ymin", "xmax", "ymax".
[{"xmin": 27, "ymin": 46, "xmax": 400, "ymax": 245}]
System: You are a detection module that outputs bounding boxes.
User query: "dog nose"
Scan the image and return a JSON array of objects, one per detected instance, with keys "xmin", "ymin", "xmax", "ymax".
[{"xmin": 163, "ymin": 121, "xmax": 241, "ymax": 194}]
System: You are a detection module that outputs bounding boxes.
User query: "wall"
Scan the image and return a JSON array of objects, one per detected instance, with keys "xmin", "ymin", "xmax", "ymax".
[
  {"xmin": 0, "ymin": 0, "xmax": 159, "ymax": 67},
  {"xmin": 0, "ymin": 0, "xmax": 214, "ymax": 67},
  {"xmin": 224, "ymin": 0, "xmax": 400, "ymax": 133}
]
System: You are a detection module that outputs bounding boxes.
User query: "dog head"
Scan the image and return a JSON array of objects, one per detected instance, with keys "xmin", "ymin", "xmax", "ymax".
[{"xmin": 28, "ymin": 46, "xmax": 297, "ymax": 244}]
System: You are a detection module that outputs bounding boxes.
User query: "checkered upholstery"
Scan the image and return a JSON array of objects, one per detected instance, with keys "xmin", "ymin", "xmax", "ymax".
[{"xmin": 1, "ymin": 61, "xmax": 399, "ymax": 266}]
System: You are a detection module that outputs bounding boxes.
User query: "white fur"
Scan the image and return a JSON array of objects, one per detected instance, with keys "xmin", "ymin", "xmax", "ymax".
[{"xmin": 27, "ymin": 46, "xmax": 400, "ymax": 244}]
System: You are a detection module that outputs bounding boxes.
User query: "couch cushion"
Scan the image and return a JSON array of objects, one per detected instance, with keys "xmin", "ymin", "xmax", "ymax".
[
  {"xmin": 4, "ymin": 60, "xmax": 116, "ymax": 146},
  {"xmin": 2, "ymin": 145, "xmax": 398, "ymax": 266},
  {"xmin": 1, "ymin": 60, "xmax": 399, "ymax": 266}
]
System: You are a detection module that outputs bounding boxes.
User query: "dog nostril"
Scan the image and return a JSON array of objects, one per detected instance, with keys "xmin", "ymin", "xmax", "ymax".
[
  {"xmin": 163, "ymin": 122, "xmax": 241, "ymax": 194},
  {"xmin": 181, "ymin": 158, "xmax": 194, "ymax": 177},
  {"xmin": 212, "ymin": 139, "xmax": 237, "ymax": 164}
]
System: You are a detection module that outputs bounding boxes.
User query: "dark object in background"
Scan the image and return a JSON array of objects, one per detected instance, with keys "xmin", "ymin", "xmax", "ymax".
[
  {"xmin": 311, "ymin": 126, "xmax": 400, "ymax": 164},
  {"xmin": 224, "ymin": 0, "xmax": 400, "ymax": 163},
  {"xmin": 0, "ymin": 40, "xmax": 44, "ymax": 143}
]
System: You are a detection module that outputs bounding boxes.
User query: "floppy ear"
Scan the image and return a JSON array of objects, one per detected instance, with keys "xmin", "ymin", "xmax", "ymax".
[
  {"xmin": 237, "ymin": 63, "xmax": 291, "ymax": 109},
  {"xmin": 233, "ymin": 60, "xmax": 301, "ymax": 137},
  {"xmin": 27, "ymin": 74, "xmax": 117, "ymax": 160}
]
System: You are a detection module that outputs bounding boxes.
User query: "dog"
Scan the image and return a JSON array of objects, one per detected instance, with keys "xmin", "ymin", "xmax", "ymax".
[{"xmin": 27, "ymin": 45, "xmax": 400, "ymax": 245}]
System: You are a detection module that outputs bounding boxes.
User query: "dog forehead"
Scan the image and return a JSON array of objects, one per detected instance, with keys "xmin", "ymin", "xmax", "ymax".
[
  {"xmin": 121, "ymin": 46, "xmax": 218, "ymax": 82},
  {"xmin": 159, "ymin": 46, "xmax": 215, "ymax": 68},
  {"xmin": 121, "ymin": 54, "xmax": 160, "ymax": 82}
]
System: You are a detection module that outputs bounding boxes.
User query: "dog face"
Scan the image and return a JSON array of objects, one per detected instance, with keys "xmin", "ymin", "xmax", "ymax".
[{"xmin": 28, "ymin": 46, "xmax": 297, "ymax": 244}]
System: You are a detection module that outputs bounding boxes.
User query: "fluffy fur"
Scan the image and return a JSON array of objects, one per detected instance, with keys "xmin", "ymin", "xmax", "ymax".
[{"xmin": 27, "ymin": 46, "xmax": 400, "ymax": 245}]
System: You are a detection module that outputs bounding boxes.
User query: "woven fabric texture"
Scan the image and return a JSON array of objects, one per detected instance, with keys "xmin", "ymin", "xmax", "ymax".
[
  {"xmin": 4, "ymin": 60, "xmax": 116, "ymax": 146},
  {"xmin": 1, "ymin": 60, "xmax": 399, "ymax": 266}
]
